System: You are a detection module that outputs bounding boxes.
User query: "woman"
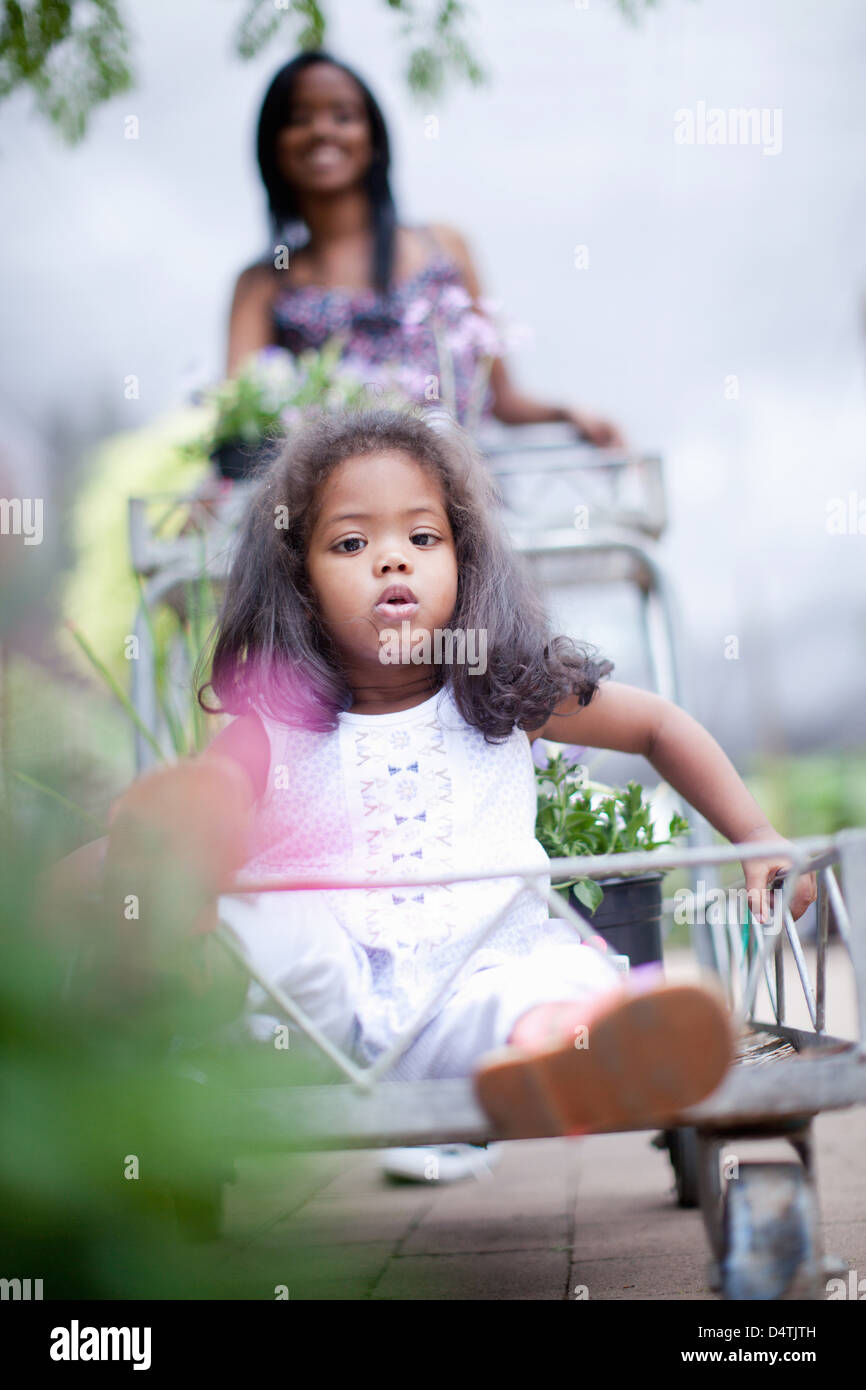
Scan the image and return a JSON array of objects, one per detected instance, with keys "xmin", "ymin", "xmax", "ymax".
[{"xmin": 226, "ymin": 50, "xmax": 624, "ymax": 446}]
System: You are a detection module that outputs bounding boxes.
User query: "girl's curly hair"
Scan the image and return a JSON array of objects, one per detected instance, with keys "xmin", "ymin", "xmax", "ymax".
[{"xmin": 199, "ymin": 406, "xmax": 612, "ymax": 741}]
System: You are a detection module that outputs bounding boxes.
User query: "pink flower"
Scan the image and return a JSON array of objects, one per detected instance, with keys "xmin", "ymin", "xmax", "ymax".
[
  {"xmin": 393, "ymin": 363, "xmax": 435, "ymax": 401},
  {"xmin": 403, "ymin": 297, "xmax": 434, "ymax": 327},
  {"xmin": 438, "ymin": 285, "xmax": 473, "ymax": 316},
  {"xmin": 438, "ymin": 310, "xmax": 502, "ymax": 360},
  {"xmin": 463, "ymin": 311, "xmax": 504, "ymax": 357}
]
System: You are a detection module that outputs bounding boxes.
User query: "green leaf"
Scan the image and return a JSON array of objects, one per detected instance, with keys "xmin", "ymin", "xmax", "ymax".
[
  {"xmin": 11, "ymin": 772, "xmax": 103, "ymax": 830},
  {"xmin": 572, "ymin": 877, "xmax": 604, "ymax": 915},
  {"xmin": 132, "ymin": 574, "xmax": 188, "ymax": 759},
  {"xmin": 533, "ymin": 747, "xmax": 690, "ymax": 867},
  {"xmin": 66, "ymin": 621, "xmax": 166, "ymax": 764}
]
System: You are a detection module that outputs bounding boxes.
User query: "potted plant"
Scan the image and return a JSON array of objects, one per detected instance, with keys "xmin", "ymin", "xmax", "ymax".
[
  {"xmin": 180, "ymin": 340, "xmax": 411, "ymax": 482},
  {"xmin": 179, "ymin": 289, "xmax": 522, "ymax": 483},
  {"xmin": 533, "ymin": 746, "xmax": 690, "ymax": 967}
]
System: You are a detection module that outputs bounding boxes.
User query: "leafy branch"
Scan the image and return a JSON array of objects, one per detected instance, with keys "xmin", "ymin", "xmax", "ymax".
[{"xmin": 2, "ymin": 0, "xmax": 674, "ymax": 144}]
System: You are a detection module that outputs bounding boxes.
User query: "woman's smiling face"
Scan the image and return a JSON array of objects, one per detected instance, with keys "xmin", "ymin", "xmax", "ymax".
[
  {"xmin": 276, "ymin": 62, "xmax": 373, "ymax": 194},
  {"xmin": 305, "ymin": 451, "xmax": 459, "ymax": 693}
]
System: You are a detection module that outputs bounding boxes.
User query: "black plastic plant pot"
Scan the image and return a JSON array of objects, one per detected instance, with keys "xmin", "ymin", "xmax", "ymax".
[
  {"xmin": 210, "ymin": 439, "xmax": 276, "ymax": 481},
  {"xmin": 568, "ymin": 871, "xmax": 664, "ymax": 968}
]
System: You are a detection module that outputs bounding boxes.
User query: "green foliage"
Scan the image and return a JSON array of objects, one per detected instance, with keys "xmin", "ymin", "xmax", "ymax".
[
  {"xmin": 235, "ymin": 0, "xmax": 326, "ymax": 59},
  {"xmin": 0, "ymin": 793, "xmax": 328, "ymax": 1296},
  {"xmin": 62, "ymin": 405, "xmax": 213, "ymax": 689},
  {"xmin": 534, "ymin": 749, "xmax": 689, "ymax": 913},
  {"xmin": 0, "ymin": 0, "xmax": 132, "ymax": 143},
  {"xmin": 235, "ymin": 0, "xmax": 485, "ymax": 99},
  {"xmin": 1, "ymin": 0, "xmax": 674, "ymax": 142},
  {"xmin": 178, "ymin": 339, "xmax": 409, "ymax": 466},
  {"xmin": 613, "ymin": 0, "xmax": 662, "ymax": 19},
  {"xmin": 1, "ymin": 0, "xmax": 484, "ymax": 140},
  {"xmin": 746, "ymin": 751, "xmax": 866, "ymax": 840},
  {"xmin": 67, "ymin": 564, "xmax": 220, "ymax": 767}
]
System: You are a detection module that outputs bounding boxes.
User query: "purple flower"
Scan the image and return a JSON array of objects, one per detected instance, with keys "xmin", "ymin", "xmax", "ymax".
[
  {"xmin": 438, "ymin": 285, "xmax": 473, "ymax": 316},
  {"xmin": 403, "ymin": 297, "xmax": 434, "ymax": 327},
  {"xmin": 532, "ymin": 742, "xmax": 587, "ymax": 771},
  {"xmin": 464, "ymin": 311, "xmax": 504, "ymax": 357},
  {"xmin": 562, "ymin": 744, "xmax": 587, "ymax": 768},
  {"xmin": 532, "ymin": 741, "xmax": 552, "ymax": 770}
]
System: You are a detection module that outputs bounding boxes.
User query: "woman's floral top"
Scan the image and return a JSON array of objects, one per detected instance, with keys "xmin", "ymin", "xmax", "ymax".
[{"xmin": 271, "ymin": 248, "xmax": 500, "ymax": 428}]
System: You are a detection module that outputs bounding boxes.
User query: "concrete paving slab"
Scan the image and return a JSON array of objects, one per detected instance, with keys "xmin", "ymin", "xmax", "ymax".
[
  {"xmin": 570, "ymin": 1251, "xmax": 716, "ymax": 1300},
  {"xmin": 401, "ymin": 1208, "xmax": 571, "ymax": 1255},
  {"xmin": 217, "ymin": 1239, "xmax": 394, "ymax": 1300},
  {"xmin": 371, "ymin": 1249, "xmax": 571, "ymax": 1300}
]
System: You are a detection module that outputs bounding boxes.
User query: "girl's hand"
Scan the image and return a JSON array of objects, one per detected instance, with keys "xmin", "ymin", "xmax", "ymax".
[
  {"xmin": 741, "ymin": 830, "xmax": 817, "ymax": 924},
  {"xmin": 564, "ymin": 407, "xmax": 626, "ymax": 449}
]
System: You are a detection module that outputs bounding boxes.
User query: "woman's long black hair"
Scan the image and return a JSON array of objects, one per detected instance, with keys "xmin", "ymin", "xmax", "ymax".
[
  {"xmin": 200, "ymin": 407, "xmax": 613, "ymax": 742},
  {"xmin": 256, "ymin": 50, "xmax": 397, "ymax": 294}
]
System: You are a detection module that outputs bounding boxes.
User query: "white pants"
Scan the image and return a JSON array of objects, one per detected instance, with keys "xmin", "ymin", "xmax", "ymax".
[{"xmin": 217, "ymin": 890, "xmax": 623, "ymax": 1081}]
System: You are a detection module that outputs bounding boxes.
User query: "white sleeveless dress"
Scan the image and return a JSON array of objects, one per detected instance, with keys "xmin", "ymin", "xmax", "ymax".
[{"xmin": 236, "ymin": 683, "xmax": 583, "ymax": 1062}]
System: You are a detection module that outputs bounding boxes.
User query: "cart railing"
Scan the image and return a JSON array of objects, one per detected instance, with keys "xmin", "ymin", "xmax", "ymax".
[
  {"xmin": 214, "ymin": 830, "xmax": 866, "ymax": 1102},
  {"xmin": 478, "ymin": 432, "xmax": 667, "ymax": 538}
]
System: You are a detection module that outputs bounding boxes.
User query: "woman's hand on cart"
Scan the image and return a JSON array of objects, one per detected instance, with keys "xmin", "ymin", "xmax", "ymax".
[{"xmin": 561, "ymin": 406, "xmax": 627, "ymax": 450}]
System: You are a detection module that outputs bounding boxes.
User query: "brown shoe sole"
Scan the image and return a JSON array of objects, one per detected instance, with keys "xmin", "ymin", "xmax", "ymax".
[{"xmin": 472, "ymin": 983, "xmax": 734, "ymax": 1139}]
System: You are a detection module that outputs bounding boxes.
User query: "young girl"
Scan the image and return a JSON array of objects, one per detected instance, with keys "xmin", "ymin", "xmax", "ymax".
[{"xmin": 104, "ymin": 407, "xmax": 815, "ymax": 1138}]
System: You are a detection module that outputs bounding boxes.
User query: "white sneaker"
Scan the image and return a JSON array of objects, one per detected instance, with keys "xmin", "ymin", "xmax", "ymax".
[{"xmin": 380, "ymin": 1143, "xmax": 502, "ymax": 1184}]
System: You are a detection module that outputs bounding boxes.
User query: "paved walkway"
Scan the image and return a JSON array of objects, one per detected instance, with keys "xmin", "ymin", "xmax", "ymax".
[{"xmin": 217, "ymin": 944, "xmax": 866, "ymax": 1300}]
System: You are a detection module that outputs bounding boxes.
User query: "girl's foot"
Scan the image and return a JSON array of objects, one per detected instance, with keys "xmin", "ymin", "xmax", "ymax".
[{"xmin": 473, "ymin": 980, "xmax": 734, "ymax": 1140}]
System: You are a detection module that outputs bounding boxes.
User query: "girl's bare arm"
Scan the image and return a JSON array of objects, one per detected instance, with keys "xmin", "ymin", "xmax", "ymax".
[{"xmin": 527, "ymin": 681, "xmax": 817, "ymax": 921}]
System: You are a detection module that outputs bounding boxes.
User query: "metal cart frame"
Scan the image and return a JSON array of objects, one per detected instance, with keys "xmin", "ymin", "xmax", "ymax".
[
  {"xmin": 124, "ymin": 428, "xmax": 861, "ymax": 1298},
  {"xmin": 212, "ymin": 829, "xmax": 866, "ymax": 1300}
]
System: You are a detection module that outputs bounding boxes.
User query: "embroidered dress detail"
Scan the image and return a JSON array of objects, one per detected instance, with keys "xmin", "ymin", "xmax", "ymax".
[{"xmin": 242, "ymin": 685, "xmax": 574, "ymax": 1061}]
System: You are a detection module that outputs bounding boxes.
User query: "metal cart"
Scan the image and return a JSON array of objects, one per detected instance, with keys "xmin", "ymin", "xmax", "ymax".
[
  {"xmin": 125, "ymin": 425, "xmax": 862, "ymax": 1298},
  {"xmin": 212, "ymin": 829, "xmax": 866, "ymax": 1302}
]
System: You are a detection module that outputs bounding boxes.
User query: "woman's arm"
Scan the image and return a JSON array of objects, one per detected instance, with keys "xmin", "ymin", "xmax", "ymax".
[
  {"xmin": 431, "ymin": 223, "xmax": 625, "ymax": 447},
  {"xmin": 226, "ymin": 264, "xmax": 278, "ymax": 378},
  {"xmin": 527, "ymin": 681, "xmax": 817, "ymax": 921}
]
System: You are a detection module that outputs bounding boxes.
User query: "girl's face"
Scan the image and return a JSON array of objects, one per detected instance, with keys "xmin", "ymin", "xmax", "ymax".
[
  {"xmin": 276, "ymin": 63, "xmax": 373, "ymax": 196},
  {"xmin": 305, "ymin": 451, "xmax": 459, "ymax": 698}
]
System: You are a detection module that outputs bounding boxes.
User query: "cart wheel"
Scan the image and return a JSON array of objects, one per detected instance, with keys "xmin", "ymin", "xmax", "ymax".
[
  {"xmin": 666, "ymin": 1127, "xmax": 700, "ymax": 1208},
  {"xmin": 721, "ymin": 1162, "xmax": 823, "ymax": 1300}
]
